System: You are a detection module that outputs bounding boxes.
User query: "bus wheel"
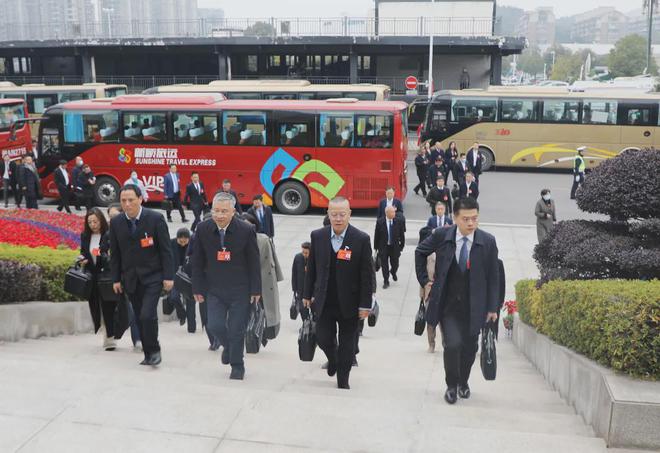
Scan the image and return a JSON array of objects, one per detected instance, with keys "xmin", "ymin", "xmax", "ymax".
[
  {"xmin": 94, "ymin": 176, "xmax": 120, "ymax": 207},
  {"xmin": 480, "ymin": 148, "xmax": 495, "ymax": 171},
  {"xmin": 274, "ymin": 181, "xmax": 309, "ymax": 215}
]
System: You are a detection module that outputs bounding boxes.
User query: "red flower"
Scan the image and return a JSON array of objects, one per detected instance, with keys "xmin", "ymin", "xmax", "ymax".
[
  {"xmin": 0, "ymin": 218, "xmax": 78, "ymax": 249},
  {"xmin": 503, "ymin": 300, "xmax": 517, "ymax": 316}
]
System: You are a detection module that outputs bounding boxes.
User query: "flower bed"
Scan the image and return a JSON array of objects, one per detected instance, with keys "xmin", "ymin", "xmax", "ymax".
[{"xmin": 0, "ymin": 209, "xmax": 82, "ymax": 249}]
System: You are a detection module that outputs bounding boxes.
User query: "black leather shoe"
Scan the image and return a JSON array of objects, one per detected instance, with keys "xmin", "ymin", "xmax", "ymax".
[
  {"xmin": 179, "ymin": 317, "xmax": 186, "ymax": 326},
  {"xmin": 326, "ymin": 359, "xmax": 337, "ymax": 377},
  {"xmin": 146, "ymin": 352, "xmax": 162, "ymax": 366},
  {"xmin": 182, "ymin": 218, "xmax": 188, "ymax": 223},
  {"xmin": 230, "ymin": 367, "xmax": 245, "ymax": 380},
  {"xmin": 383, "ymin": 281, "xmax": 389, "ymax": 289},
  {"xmin": 444, "ymin": 387, "xmax": 458, "ymax": 405},
  {"xmin": 221, "ymin": 348, "xmax": 230, "ymax": 365},
  {"xmin": 209, "ymin": 339, "xmax": 221, "ymax": 351},
  {"xmin": 139, "ymin": 357, "xmax": 148, "ymax": 365},
  {"xmin": 321, "ymin": 361, "xmax": 329, "ymax": 369},
  {"xmin": 391, "ymin": 272, "xmax": 397, "ymax": 281},
  {"xmin": 337, "ymin": 374, "xmax": 350, "ymax": 389},
  {"xmin": 458, "ymin": 384, "xmax": 471, "ymax": 399}
]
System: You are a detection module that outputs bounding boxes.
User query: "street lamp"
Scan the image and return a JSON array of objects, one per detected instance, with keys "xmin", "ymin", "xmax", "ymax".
[
  {"xmin": 102, "ymin": 7, "xmax": 114, "ymax": 39},
  {"xmin": 427, "ymin": 0, "xmax": 435, "ymax": 99}
]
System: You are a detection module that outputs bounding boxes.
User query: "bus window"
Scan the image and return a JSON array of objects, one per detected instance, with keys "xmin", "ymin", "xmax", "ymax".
[
  {"xmin": 27, "ymin": 94, "xmax": 57, "ymax": 114},
  {"xmin": 273, "ymin": 111, "xmax": 315, "ymax": 147},
  {"xmin": 0, "ymin": 92, "xmax": 26, "ymax": 101},
  {"xmin": 313, "ymin": 92, "xmax": 342, "ymax": 100},
  {"xmin": 617, "ymin": 103, "xmax": 656, "ymax": 126},
  {"xmin": 582, "ymin": 100, "xmax": 617, "ymax": 125},
  {"xmin": 428, "ymin": 104, "xmax": 448, "ymax": 132},
  {"xmin": 222, "ymin": 111, "xmax": 268, "ymax": 146},
  {"xmin": 58, "ymin": 92, "xmax": 95, "ymax": 103},
  {"xmin": 173, "ymin": 113, "xmax": 218, "ymax": 143},
  {"xmin": 0, "ymin": 103, "xmax": 25, "ymax": 131},
  {"xmin": 346, "ymin": 92, "xmax": 377, "ymax": 101},
  {"xmin": 355, "ymin": 114, "xmax": 393, "ymax": 148},
  {"xmin": 500, "ymin": 99, "xmax": 538, "ymax": 122},
  {"xmin": 225, "ymin": 92, "xmax": 261, "ymax": 100},
  {"xmin": 319, "ymin": 113, "xmax": 354, "ymax": 147},
  {"xmin": 542, "ymin": 100, "xmax": 579, "ymax": 123},
  {"xmin": 105, "ymin": 87, "xmax": 127, "ymax": 98},
  {"xmin": 264, "ymin": 93, "xmax": 298, "ymax": 100},
  {"xmin": 64, "ymin": 111, "xmax": 119, "ymax": 143},
  {"xmin": 451, "ymin": 97, "xmax": 497, "ymax": 122},
  {"xmin": 123, "ymin": 112, "xmax": 167, "ymax": 142}
]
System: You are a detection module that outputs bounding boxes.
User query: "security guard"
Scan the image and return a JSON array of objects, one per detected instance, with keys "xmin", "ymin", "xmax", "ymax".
[{"xmin": 570, "ymin": 146, "xmax": 586, "ymax": 200}]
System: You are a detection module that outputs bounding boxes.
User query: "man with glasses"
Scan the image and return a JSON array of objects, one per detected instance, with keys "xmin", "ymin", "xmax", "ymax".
[
  {"xmin": 303, "ymin": 197, "xmax": 374, "ymax": 389},
  {"xmin": 414, "ymin": 197, "xmax": 500, "ymax": 405}
]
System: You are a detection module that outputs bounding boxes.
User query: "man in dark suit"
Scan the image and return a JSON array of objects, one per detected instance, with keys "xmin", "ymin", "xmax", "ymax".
[
  {"xmin": 415, "ymin": 197, "xmax": 500, "ymax": 404},
  {"xmin": 454, "ymin": 153, "xmax": 469, "ymax": 186},
  {"xmin": 18, "ymin": 155, "xmax": 39, "ymax": 209},
  {"xmin": 246, "ymin": 194, "xmax": 274, "ymax": 238},
  {"xmin": 466, "ymin": 143, "xmax": 483, "ymax": 181},
  {"xmin": 184, "ymin": 171, "xmax": 208, "ymax": 232},
  {"xmin": 426, "ymin": 175, "xmax": 453, "ymax": 216},
  {"xmin": 459, "ymin": 172, "xmax": 479, "ymax": 200},
  {"xmin": 376, "ymin": 186, "xmax": 403, "ymax": 219},
  {"xmin": 291, "ymin": 242, "xmax": 310, "ymax": 314},
  {"xmin": 427, "ymin": 155, "xmax": 449, "ymax": 188},
  {"xmin": 303, "ymin": 197, "xmax": 374, "ymax": 389},
  {"xmin": 192, "ymin": 192, "xmax": 261, "ymax": 380},
  {"xmin": 427, "ymin": 201, "xmax": 453, "ymax": 230},
  {"xmin": 217, "ymin": 178, "xmax": 243, "ymax": 214},
  {"xmin": 373, "ymin": 206, "xmax": 405, "ymax": 289},
  {"xmin": 168, "ymin": 227, "xmax": 190, "ymax": 325},
  {"xmin": 413, "ymin": 148, "xmax": 429, "ymax": 196},
  {"xmin": 1, "ymin": 154, "xmax": 17, "ymax": 208},
  {"xmin": 71, "ymin": 156, "xmax": 84, "ymax": 211},
  {"xmin": 163, "ymin": 164, "xmax": 187, "ymax": 223},
  {"xmin": 110, "ymin": 184, "xmax": 174, "ymax": 366},
  {"xmin": 54, "ymin": 160, "xmax": 73, "ymax": 213}
]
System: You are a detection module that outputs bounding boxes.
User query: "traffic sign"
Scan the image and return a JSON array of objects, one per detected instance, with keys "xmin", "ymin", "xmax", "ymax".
[{"xmin": 405, "ymin": 76, "xmax": 418, "ymax": 90}]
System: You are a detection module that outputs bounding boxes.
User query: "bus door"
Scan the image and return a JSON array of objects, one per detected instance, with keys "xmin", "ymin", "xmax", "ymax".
[
  {"xmin": 618, "ymin": 103, "xmax": 657, "ymax": 149},
  {"xmin": 38, "ymin": 109, "xmax": 64, "ymax": 171},
  {"xmin": 422, "ymin": 101, "xmax": 450, "ymax": 143}
]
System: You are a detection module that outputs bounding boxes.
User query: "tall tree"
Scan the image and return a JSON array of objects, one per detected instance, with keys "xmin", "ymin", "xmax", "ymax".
[
  {"xmin": 608, "ymin": 34, "xmax": 658, "ymax": 77},
  {"xmin": 643, "ymin": 0, "xmax": 659, "ymax": 73}
]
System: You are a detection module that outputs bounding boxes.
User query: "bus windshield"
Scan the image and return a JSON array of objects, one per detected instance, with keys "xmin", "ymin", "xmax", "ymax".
[{"xmin": 0, "ymin": 103, "xmax": 26, "ymax": 131}]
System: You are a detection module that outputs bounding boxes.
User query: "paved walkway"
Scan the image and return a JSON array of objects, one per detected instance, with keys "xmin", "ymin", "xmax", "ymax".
[{"xmin": 0, "ymin": 215, "xmax": 647, "ymax": 452}]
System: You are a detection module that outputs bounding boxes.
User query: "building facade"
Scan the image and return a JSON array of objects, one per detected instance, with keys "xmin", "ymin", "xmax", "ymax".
[
  {"xmin": 517, "ymin": 7, "xmax": 555, "ymax": 45},
  {"xmin": 570, "ymin": 7, "xmax": 628, "ymax": 44}
]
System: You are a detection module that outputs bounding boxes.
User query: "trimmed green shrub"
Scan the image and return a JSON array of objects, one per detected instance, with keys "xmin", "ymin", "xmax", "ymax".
[
  {"xmin": 0, "ymin": 244, "xmax": 80, "ymax": 302},
  {"xmin": 516, "ymin": 279, "xmax": 660, "ymax": 380},
  {"xmin": 0, "ymin": 260, "xmax": 42, "ymax": 303}
]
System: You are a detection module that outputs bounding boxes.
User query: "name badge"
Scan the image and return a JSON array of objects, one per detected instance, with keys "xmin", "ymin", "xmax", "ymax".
[
  {"xmin": 443, "ymin": 195, "xmax": 448, "ymax": 201},
  {"xmin": 140, "ymin": 236, "xmax": 154, "ymax": 248},
  {"xmin": 217, "ymin": 250, "xmax": 231, "ymax": 261},
  {"xmin": 337, "ymin": 248, "xmax": 352, "ymax": 261},
  {"xmin": 468, "ymin": 190, "xmax": 472, "ymax": 195},
  {"xmin": 91, "ymin": 247, "xmax": 100, "ymax": 257}
]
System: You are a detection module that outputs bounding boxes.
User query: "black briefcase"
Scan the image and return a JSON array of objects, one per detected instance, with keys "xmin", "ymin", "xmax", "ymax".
[
  {"xmin": 64, "ymin": 263, "xmax": 93, "ymax": 300},
  {"xmin": 414, "ymin": 299, "xmax": 426, "ymax": 336},
  {"xmin": 480, "ymin": 321, "xmax": 497, "ymax": 381},
  {"xmin": 289, "ymin": 296, "xmax": 299, "ymax": 320},
  {"xmin": 174, "ymin": 266, "xmax": 193, "ymax": 299},
  {"xmin": 113, "ymin": 295, "xmax": 130, "ymax": 340},
  {"xmin": 245, "ymin": 299, "xmax": 266, "ymax": 354},
  {"xmin": 368, "ymin": 300, "xmax": 380, "ymax": 327},
  {"xmin": 373, "ymin": 251, "xmax": 381, "ymax": 272},
  {"xmin": 298, "ymin": 308, "xmax": 317, "ymax": 362},
  {"xmin": 97, "ymin": 270, "xmax": 119, "ymax": 302}
]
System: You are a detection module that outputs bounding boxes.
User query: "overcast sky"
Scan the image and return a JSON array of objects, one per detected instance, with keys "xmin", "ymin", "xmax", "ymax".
[{"xmin": 197, "ymin": 0, "xmax": 642, "ymax": 18}]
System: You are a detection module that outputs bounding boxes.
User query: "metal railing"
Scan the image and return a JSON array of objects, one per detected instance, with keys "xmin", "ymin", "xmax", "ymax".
[{"xmin": 0, "ymin": 17, "xmax": 494, "ymax": 42}]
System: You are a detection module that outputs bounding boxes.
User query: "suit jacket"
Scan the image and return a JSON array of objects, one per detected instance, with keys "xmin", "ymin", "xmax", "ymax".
[
  {"xmin": 377, "ymin": 197, "xmax": 404, "ymax": 219},
  {"xmin": 163, "ymin": 172, "xmax": 182, "ymax": 198},
  {"xmin": 459, "ymin": 181, "xmax": 479, "ymax": 199},
  {"xmin": 427, "ymin": 214, "xmax": 453, "ymax": 229},
  {"xmin": 71, "ymin": 165, "xmax": 83, "ymax": 190},
  {"xmin": 109, "ymin": 208, "xmax": 174, "ymax": 293},
  {"xmin": 291, "ymin": 252, "xmax": 307, "ymax": 297},
  {"xmin": 426, "ymin": 186, "xmax": 453, "ymax": 212},
  {"xmin": 414, "ymin": 154, "xmax": 429, "ymax": 175},
  {"xmin": 373, "ymin": 216, "xmax": 405, "ymax": 254},
  {"xmin": 0, "ymin": 160, "xmax": 17, "ymax": 185},
  {"xmin": 54, "ymin": 167, "xmax": 72, "ymax": 191},
  {"xmin": 18, "ymin": 165, "xmax": 39, "ymax": 198},
  {"xmin": 80, "ymin": 231, "xmax": 110, "ymax": 276},
  {"xmin": 78, "ymin": 171, "xmax": 95, "ymax": 197},
  {"xmin": 303, "ymin": 224, "xmax": 374, "ymax": 319},
  {"xmin": 191, "ymin": 216, "xmax": 261, "ymax": 300},
  {"xmin": 247, "ymin": 205, "xmax": 274, "ymax": 238},
  {"xmin": 170, "ymin": 238, "xmax": 188, "ymax": 274},
  {"xmin": 427, "ymin": 164, "xmax": 448, "ymax": 186},
  {"xmin": 415, "ymin": 225, "xmax": 500, "ymax": 335},
  {"xmin": 454, "ymin": 160, "xmax": 468, "ymax": 181},
  {"xmin": 184, "ymin": 182, "xmax": 208, "ymax": 210},
  {"xmin": 466, "ymin": 149, "xmax": 483, "ymax": 175}
]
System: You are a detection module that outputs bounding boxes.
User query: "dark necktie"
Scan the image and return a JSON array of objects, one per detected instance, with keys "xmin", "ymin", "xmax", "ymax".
[
  {"xmin": 129, "ymin": 217, "xmax": 137, "ymax": 235},
  {"xmin": 459, "ymin": 237, "xmax": 469, "ymax": 271},
  {"xmin": 387, "ymin": 220, "xmax": 392, "ymax": 245},
  {"xmin": 219, "ymin": 228, "xmax": 225, "ymax": 249}
]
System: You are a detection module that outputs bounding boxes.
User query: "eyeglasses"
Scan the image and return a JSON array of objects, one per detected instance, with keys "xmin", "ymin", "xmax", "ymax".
[{"xmin": 460, "ymin": 216, "xmax": 479, "ymax": 223}]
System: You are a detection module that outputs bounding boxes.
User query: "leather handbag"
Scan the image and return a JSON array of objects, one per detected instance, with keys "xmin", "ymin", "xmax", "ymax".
[
  {"xmin": 245, "ymin": 299, "xmax": 266, "ymax": 354},
  {"xmin": 480, "ymin": 321, "xmax": 497, "ymax": 381},
  {"xmin": 64, "ymin": 262, "xmax": 93, "ymax": 300},
  {"xmin": 97, "ymin": 269, "xmax": 119, "ymax": 302},
  {"xmin": 298, "ymin": 308, "xmax": 317, "ymax": 362},
  {"xmin": 368, "ymin": 300, "xmax": 380, "ymax": 327},
  {"xmin": 174, "ymin": 266, "xmax": 193, "ymax": 299},
  {"xmin": 414, "ymin": 298, "xmax": 426, "ymax": 336},
  {"xmin": 289, "ymin": 296, "xmax": 299, "ymax": 320},
  {"xmin": 373, "ymin": 251, "xmax": 381, "ymax": 272}
]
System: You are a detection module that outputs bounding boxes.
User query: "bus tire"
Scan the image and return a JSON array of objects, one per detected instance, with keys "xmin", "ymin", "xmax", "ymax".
[
  {"xmin": 480, "ymin": 147, "xmax": 495, "ymax": 171},
  {"xmin": 274, "ymin": 181, "xmax": 309, "ymax": 215},
  {"xmin": 94, "ymin": 176, "xmax": 120, "ymax": 207}
]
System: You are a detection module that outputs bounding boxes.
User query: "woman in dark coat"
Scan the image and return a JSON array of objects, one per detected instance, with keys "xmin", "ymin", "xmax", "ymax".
[{"xmin": 79, "ymin": 207, "xmax": 117, "ymax": 350}]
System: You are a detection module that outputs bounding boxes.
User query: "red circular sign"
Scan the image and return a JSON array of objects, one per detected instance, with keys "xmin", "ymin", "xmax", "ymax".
[{"xmin": 405, "ymin": 76, "xmax": 418, "ymax": 90}]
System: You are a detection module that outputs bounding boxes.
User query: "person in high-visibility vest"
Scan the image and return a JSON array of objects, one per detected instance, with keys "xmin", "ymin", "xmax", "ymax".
[{"xmin": 570, "ymin": 146, "xmax": 587, "ymax": 200}]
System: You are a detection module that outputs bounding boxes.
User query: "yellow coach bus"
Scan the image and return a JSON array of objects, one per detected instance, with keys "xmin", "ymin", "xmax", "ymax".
[
  {"xmin": 143, "ymin": 79, "xmax": 390, "ymax": 101},
  {"xmin": 420, "ymin": 87, "xmax": 660, "ymax": 170}
]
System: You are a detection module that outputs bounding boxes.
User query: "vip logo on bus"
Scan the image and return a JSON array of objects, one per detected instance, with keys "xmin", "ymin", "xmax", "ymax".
[
  {"xmin": 118, "ymin": 148, "xmax": 132, "ymax": 163},
  {"xmin": 496, "ymin": 129, "xmax": 511, "ymax": 136},
  {"xmin": 259, "ymin": 148, "xmax": 345, "ymax": 202}
]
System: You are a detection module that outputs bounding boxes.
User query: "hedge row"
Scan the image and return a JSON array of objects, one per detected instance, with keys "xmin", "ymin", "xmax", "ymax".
[
  {"xmin": 516, "ymin": 279, "xmax": 660, "ymax": 380},
  {"xmin": 0, "ymin": 244, "xmax": 80, "ymax": 302},
  {"xmin": 0, "ymin": 260, "xmax": 42, "ymax": 303}
]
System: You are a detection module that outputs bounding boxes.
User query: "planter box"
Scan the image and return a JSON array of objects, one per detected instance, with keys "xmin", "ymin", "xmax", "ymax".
[{"xmin": 513, "ymin": 314, "xmax": 660, "ymax": 450}]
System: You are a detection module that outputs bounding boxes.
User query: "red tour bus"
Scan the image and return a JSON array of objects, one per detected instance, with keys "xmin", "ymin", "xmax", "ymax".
[
  {"xmin": 0, "ymin": 98, "xmax": 33, "ymax": 160},
  {"xmin": 37, "ymin": 94, "xmax": 408, "ymax": 214}
]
